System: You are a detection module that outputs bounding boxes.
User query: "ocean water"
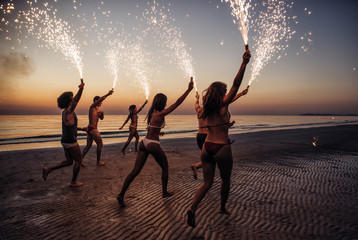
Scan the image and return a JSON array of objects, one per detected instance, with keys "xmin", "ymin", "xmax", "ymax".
[{"xmin": 0, "ymin": 115, "xmax": 357, "ymax": 152}]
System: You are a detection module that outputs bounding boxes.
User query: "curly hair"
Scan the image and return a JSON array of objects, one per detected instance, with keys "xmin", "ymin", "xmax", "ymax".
[
  {"xmin": 202, "ymin": 82, "xmax": 227, "ymax": 119},
  {"xmin": 57, "ymin": 91, "xmax": 73, "ymax": 109},
  {"xmin": 93, "ymin": 96, "xmax": 100, "ymax": 103},
  {"xmin": 129, "ymin": 105, "xmax": 136, "ymax": 113},
  {"xmin": 145, "ymin": 93, "xmax": 167, "ymax": 124}
]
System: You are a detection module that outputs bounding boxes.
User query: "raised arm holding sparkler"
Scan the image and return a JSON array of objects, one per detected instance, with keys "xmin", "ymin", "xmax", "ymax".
[
  {"xmin": 81, "ymin": 88, "xmax": 114, "ymax": 167},
  {"xmin": 119, "ymin": 99, "xmax": 148, "ymax": 155},
  {"xmin": 42, "ymin": 78, "xmax": 85, "ymax": 187}
]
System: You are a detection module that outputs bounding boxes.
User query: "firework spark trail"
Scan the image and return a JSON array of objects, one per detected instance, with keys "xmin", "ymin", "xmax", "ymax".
[
  {"xmin": 97, "ymin": 1, "xmax": 152, "ymax": 98},
  {"xmin": 248, "ymin": 0, "xmax": 295, "ymax": 85},
  {"xmin": 223, "ymin": 0, "xmax": 251, "ymax": 46},
  {"xmin": 223, "ymin": 0, "xmax": 299, "ymax": 86},
  {"xmin": 106, "ymin": 43, "xmax": 122, "ymax": 89},
  {"xmin": 6, "ymin": 2, "xmax": 84, "ymax": 78},
  {"xmin": 143, "ymin": 1, "xmax": 197, "ymax": 91},
  {"xmin": 126, "ymin": 43, "xmax": 151, "ymax": 99}
]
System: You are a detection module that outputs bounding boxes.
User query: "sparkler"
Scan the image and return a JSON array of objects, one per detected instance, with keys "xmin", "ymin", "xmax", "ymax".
[
  {"xmin": 312, "ymin": 136, "xmax": 319, "ymax": 147},
  {"xmin": 224, "ymin": 0, "xmax": 303, "ymax": 86},
  {"xmin": 223, "ymin": 0, "xmax": 251, "ymax": 51},
  {"xmin": 1, "ymin": 1, "xmax": 84, "ymax": 78}
]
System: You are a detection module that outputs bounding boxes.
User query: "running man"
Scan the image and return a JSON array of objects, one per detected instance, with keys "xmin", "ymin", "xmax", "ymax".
[{"xmin": 81, "ymin": 89, "xmax": 114, "ymax": 166}]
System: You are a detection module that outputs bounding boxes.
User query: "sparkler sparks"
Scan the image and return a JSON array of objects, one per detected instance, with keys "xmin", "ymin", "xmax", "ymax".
[
  {"xmin": 143, "ymin": 1, "xmax": 197, "ymax": 91},
  {"xmin": 223, "ymin": 0, "xmax": 311, "ymax": 86},
  {"xmin": 223, "ymin": 0, "xmax": 251, "ymax": 45},
  {"xmin": 1, "ymin": 1, "xmax": 84, "ymax": 78},
  {"xmin": 312, "ymin": 136, "xmax": 319, "ymax": 147},
  {"xmin": 106, "ymin": 42, "xmax": 122, "ymax": 89},
  {"xmin": 125, "ymin": 42, "xmax": 152, "ymax": 99}
]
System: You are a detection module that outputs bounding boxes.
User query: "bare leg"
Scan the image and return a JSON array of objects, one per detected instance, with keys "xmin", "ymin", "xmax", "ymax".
[
  {"xmin": 215, "ymin": 145, "xmax": 233, "ymax": 214},
  {"xmin": 43, "ymin": 145, "xmax": 83, "ymax": 187},
  {"xmin": 134, "ymin": 131, "xmax": 139, "ymax": 152},
  {"xmin": 81, "ymin": 133, "xmax": 93, "ymax": 167},
  {"xmin": 69, "ymin": 144, "xmax": 84, "ymax": 186},
  {"xmin": 118, "ymin": 141, "xmax": 149, "ymax": 207},
  {"xmin": 121, "ymin": 129, "xmax": 135, "ymax": 155},
  {"xmin": 191, "ymin": 161, "xmax": 202, "ymax": 180},
  {"xmin": 146, "ymin": 143, "xmax": 173, "ymax": 197},
  {"xmin": 187, "ymin": 148, "xmax": 216, "ymax": 228},
  {"xmin": 90, "ymin": 129, "xmax": 104, "ymax": 165},
  {"xmin": 43, "ymin": 147, "xmax": 74, "ymax": 180}
]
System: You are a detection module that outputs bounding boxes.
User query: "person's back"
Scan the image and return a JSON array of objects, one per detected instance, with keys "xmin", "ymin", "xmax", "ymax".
[
  {"xmin": 187, "ymin": 50, "xmax": 251, "ymax": 228},
  {"xmin": 204, "ymin": 106, "xmax": 230, "ymax": 144},
  {"xmin": 61, "ymin": 110, "xmax": 78, "ymax": 144},
  {"xmin": 196, "ymin": 107, "xmax": 208, "ymax": 135}
]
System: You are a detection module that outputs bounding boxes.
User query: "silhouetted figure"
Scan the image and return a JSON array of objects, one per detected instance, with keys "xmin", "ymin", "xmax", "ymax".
[
  {"xmin": 187, "ymin": 50, "xmax": 251, "ymax": 228},
  {"xmin": 117, "ymin": 78, "xmax": 194, "ymax": 208},
  {"xmin": 190, "ymin": 92, "xmax": 208, "ymax": 180},
  {"xmin": 119, "ymin": 100, "xmax": 148, "ymax": 155},
  {"xmin": 190, "ymin": 88, "xmax": 249, "ymax": 180},
  {"xmin": 81, "ymin": 89, "xmax": 114, "ymax": 166},
  {"xmin": 42, "ymin": 79, "xmax": 86, "ymax": 187}
]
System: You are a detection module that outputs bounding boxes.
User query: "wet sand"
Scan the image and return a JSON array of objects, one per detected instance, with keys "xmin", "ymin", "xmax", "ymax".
[{"xmin": 0, "ymin": 124, "xmax": 357, "ymax": 239}]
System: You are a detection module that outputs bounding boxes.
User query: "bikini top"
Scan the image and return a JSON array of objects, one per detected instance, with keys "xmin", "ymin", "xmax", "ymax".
[{"xmin": 147, "ymin": 121, "xmax": 165, "ymax": 129}]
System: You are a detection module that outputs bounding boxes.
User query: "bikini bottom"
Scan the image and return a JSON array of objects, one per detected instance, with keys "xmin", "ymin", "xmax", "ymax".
[
  {"xmin": 61, "ymin": 142, "xmax": 79, "ymax": 149},
  {"xmin": 142, "ymin": 137, "xmax": 160, "ymax": 149},
  {"xmin": 204, "ymin": 141, "xmax": 227, "ymax": 157},
  {"xmin": 86, "ymin": 125, "xmax": 97, "ymax": 133}
]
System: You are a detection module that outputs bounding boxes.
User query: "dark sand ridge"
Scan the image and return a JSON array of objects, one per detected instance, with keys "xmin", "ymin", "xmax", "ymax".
[{"xmin": 0, "ymin": 124, "xmax": 357, "ymax": 239}]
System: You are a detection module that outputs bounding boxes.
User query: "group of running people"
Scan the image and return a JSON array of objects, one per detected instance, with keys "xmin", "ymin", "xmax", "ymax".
[{"xmin": 42, "ymin": 49, "xmax": 251, "ymax": 228}]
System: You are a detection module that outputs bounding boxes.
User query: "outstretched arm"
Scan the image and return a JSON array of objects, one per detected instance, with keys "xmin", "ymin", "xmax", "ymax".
[
  {"xmin": 160, "ymin": 77, "xmax": 194, "ymax": 116},
  {"xmin": 136, "ymin": 100, "xmax": 148, "ymax": 114},
  {"xmin": 119, "ymin": 115, "xmax": 131, "ymax": 130},
  {"xmin": 223, "ymin": 51, "xmax": 251, "ymax": 105},
  {"xmin": 92, "ymin": 89, "xmax": 114, "ymax": 107},
  {"xmin": 231, "ymin": 86, "xmax": 249, "ymax": 103},
  {"xmin": 68, "ymin": 78, "xmax": 85, "ymax": 112}
]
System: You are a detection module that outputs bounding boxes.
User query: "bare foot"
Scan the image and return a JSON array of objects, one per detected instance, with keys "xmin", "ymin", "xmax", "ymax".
[
  {"xmin": 70, "ymin": 182, "xmax": 84, "ymax": 187},
  {"xmin": 96, "ymin": 161, "xmax": 106, "ymax": 166},
  {"xmin": 81, "ymin": 162, "xmax": 87, "ymax": 167},
  {"xmin": 121, "ymin": 149, "xmax": 126, "ymax": 155},
  {"xmin": 117, "ymin": 195, "xmax": 126, "ymax": 208},
  {"xmin": 42, "ymin": 168, "xmax": 49, "ymax": 181},
  {"xmin": 187, "ymin": 209, "xmax": 196, "ymax": 228},
  {"xmin": 219, "ymin": 208, "xmax": 230, "ymax": 214},
  {"xmin": 162, "ymin": 191, "xmax": 174, "ymax": 198},
  {"xmin": 191, "ymin": 165, "xmax": 198, "ymax": 180}
]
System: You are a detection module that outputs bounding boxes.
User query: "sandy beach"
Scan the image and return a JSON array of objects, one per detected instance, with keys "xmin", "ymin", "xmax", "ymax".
[{"xmin": 0, "ymin": 124, "xmax": 357, "ymax": 239}]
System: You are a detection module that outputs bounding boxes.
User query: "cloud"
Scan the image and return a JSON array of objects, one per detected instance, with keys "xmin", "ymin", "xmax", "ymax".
[
  {"xmin": 0, "ymin": 51, "xmax": 35, "ymax": 84},
  {"xmin": 0, "ymin": 51, "xmax": 35, "ymax": 99}
]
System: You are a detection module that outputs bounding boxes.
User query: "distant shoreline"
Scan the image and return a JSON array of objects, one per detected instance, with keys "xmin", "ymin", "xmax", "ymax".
[{"xmin": 299, "ymin": 113, "xmax": 358, "ymax": 116}]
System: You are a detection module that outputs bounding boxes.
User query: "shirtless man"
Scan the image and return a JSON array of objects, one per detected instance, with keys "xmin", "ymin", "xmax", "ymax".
[{"xmin": 81, "ymin": 89, "xmax": 114, "ymax": 166}]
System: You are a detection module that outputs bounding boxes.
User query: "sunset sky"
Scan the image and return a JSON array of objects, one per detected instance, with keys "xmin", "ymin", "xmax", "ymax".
[{"xmin": 0, "ymin": 0, "xmax": 357, "ymax": 115}]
